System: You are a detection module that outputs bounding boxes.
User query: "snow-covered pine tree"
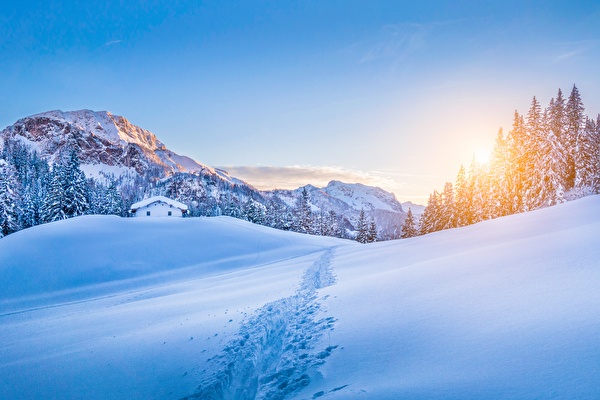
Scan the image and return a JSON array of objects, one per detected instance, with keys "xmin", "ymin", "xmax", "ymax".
[
  {"xmin": 367, "ymin": 218, "xmax": 377, "ymax": 243},
  {"xmin": 294, "ymin": 187, "xmax": 313, "ymax": 234},
  {"xmin": 315, "ymin": 209, "xmax": 331, "ymax": 236},
  {"xmin": 592, "ymin": 116, "xmax": 600, "ymax": 193},
  {"xmin": 243, "ymin": 199, "xmax": 266, "ymax": 224},
  {"xmin": 355, "ymin": 209, "xmax": 369, "ymax": 243},
  {"xmin": 532, "ymin": 108, "xmax": 567, "ymax": 207},
  {"xmin": 62, "ymin": 150, "xmax": 89, "ymax": 218},
  {"xmin": 523, "ymin": 96, "xmax": 546, "ymax": 210},
  {"xmin": 419, "ymin": 191, "xmax": 441, "ymax": 235},
  {"xmin": 547, "ymin": 89, "xmax": 570, "ymax": 192},
  {"xmin": 468, "ymin": 157, "xmax": 487, "ymax": 223},
  {"xmin": 454, "ymin": 165, "xmax": 471, "ymax": 226},
  {"xmin": 566, "ymin": 84, "xmax": 585, "ymax": 191},
  {"xmin": 0, "ymin": 160, "xmax": 21, "ymax": 237},
  {"xmin": 439, "ymin": 181, "xmax": 456, "ymax": 230},
  {"xmin": 506, "ymin": 111, "xmax": 528, "ymax": 213},
  {"xmin": 42, "ymin": 165, "xmax": 67, "ymax": 222},
  {"xmin": 105, "ymin": 181, "xmax": 125, "ymax": 216},
  {"xmin": 488, "ymin": 128, "xmax": 511, "ymax": 218},
  {"xmin": 573, "ymin": 116, "xmax": 598, "ymax": 196},
  {"xmin": 401, "ymin": 208, "xmax": 418, "ymax": 238},
  {"xmin": 327, "ymin": 210, "xmax": 342, "ymax": 238},
  {"xmin": 19, "ymin": 183, "xmax": 41, "ymax": 228}
]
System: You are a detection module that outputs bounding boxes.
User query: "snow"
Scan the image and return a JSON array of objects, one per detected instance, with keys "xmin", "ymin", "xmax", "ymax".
[
  {"xmin": 30, "ymin": 109, "xmax": 157, "ymax": 149},
  {"xmin": 20, "ymin": 109, "xmax": 215, "ymax": 176},
  {"xmin": 322, "ymin": 180, "xmax": 403, "ymax": 213},
  {"xmin": 401, "ymin": 200, "xmax": 425, "ymax": 216},
  {"xmin": 130, "ymin": 195, "xmax": 189, "ymax": 211},
  {"xmin": 2, "ymin": 196, "xmax": 600, "ymax": 399},
  {"xmin": 80, "ymin": 163, "xmax": 138, "ymax": 180}
]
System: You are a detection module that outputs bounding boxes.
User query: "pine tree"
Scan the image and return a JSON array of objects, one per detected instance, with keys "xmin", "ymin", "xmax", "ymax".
[
  {"xmin": 566, "ymin": 84, "xmax": 585, "ymax": 190},
  {"xmin": 315, "ymin": 209, "xmax": 330, "ymax": 236},
  {"xmin": 533, "ymin": 108, "xmax": 567, "ymax": 207},
  {"xmin": 547, "ymin": 89, "xmax": 570, "ymax": 191},
  {"xmin": 105, "ymin": 182, "xmax": 125, "ymax": 216},
  {"xmin": 327, "ymin": 210, "xmax": 342, "ymax": 238},
  {"xmin": 355, "ymin": 209, "xmax": 369, "ymax": 243},
  {"xmin": 401, "ymin": 208, "xmax": 418, "ymax": 238},
  {"xmin": 523, "ymin": 96, "xmax": 545, "ymax": 210},
  {"xmin": 62, "ymin": 150, "xmax": 89, "ymax": 218},
  {"xmin": 488, "ymin": 128, "xmax": 510, "ymax": 218},
  {"xmin": 0, "ymin": 161, "xmax": 21, "ymax": 237},
  {"xmin": 367, "ymin": 219, "xmax": 378, "ymax": 243},
  {"xmin": 243, "ymin": 199, "xmax": 265, "ymax": 224},
  {"xmin": 506, "ymin": 111, "xmax": 528, "ymax": 213},
  {"xmin": 454, "ymin": 165, "xmax": 471, "ymax": 226},
  {"xmin": 573, "ymin": 116, "xmax": 598, "ymax": 195},
  {"xmin": 42, "ymin": 166, "xmax": 67, "ymax": 222},
  {"xmin": 439, "ymin": 181, "xmax": 456, "ymax": 229},
  {"xmin": 294, "ymin": 187, "xmax": 313, "ymax": 234},
  {"xmin": 468, "ymin": 157, "xmax": 487, "ymax": 223},
  {"xmin": 419, "ymin": 191, "xmax": 441, "ymax": 235}
]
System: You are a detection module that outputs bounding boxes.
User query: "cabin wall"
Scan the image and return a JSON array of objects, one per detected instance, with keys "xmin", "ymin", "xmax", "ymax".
[{"xmin": 134, "ymin": 202, "xmax": 184, "ymax": 217}]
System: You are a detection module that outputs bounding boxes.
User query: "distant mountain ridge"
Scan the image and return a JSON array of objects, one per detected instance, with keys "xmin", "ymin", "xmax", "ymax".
[
  {"xmin": 269, "ymin": 181, "xmax": 406, "ymax": 239},
  {"xmin": 1, "ymin": 109, "xmax": 415, "ymax": 239}
]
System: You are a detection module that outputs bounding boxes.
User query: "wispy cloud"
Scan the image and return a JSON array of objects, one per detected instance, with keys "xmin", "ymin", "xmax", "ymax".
[
  {"xmin": 553, "ymin": 40, "xmax": 599, "ymax": 63},
  {"xmin": 360, "ymin": 23, "xmax": 430, "ymax": 63},
  {"xmin": 104, "ymin": 39, "xmax": 123, "ymax": 46},
  {"xmin": 358, "ymin": 19, "xmax": 464, "ymax": 64}
]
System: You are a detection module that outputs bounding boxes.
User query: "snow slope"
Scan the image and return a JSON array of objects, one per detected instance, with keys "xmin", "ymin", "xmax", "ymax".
[{"xmin": 2, "ymin": 196, "xmax": 600, "ymax": 399}]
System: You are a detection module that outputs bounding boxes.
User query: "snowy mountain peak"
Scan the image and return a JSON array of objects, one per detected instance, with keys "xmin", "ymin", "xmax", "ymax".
[
  {"xmin": 28, "ymin": 109, "xmax": 164, "ymax": 149},
  {"xmin": 267, "ymin": 180, "xmax": 407, "ymax": 240},
  {"xmin": 322, "ymin": 180, "xmax": 403, "ymax": 213},
  {"xmin": 1, "ymin": 109, "xmax": 211, "ymax": 177}
]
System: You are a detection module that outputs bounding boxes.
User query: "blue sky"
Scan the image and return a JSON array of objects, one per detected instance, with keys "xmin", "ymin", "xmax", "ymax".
[{"xmin": 2, "ymin": 1, "xmax": 600, "ymax": 203}]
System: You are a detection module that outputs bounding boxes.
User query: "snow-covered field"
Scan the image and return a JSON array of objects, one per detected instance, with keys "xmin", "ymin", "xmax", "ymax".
[{"xmin": 1, "ymin": 196, "xmax": 600, "ymax": 399}]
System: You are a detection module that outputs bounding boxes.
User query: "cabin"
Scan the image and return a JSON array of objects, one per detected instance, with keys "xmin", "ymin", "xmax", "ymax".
[{"xmin": 129, "ymin": 196, "xmax": 189, "ymax": 218}]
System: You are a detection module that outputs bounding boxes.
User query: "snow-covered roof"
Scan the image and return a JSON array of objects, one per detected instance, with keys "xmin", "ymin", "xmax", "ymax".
[{"xmin": 130, "ymin": 195, "xmax": 188, "ymax": 211}]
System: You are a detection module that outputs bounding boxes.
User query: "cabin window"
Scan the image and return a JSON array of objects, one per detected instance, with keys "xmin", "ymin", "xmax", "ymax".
[
  {"xmin": 146, "ymin": 211, "xmax": 151, "ymax": 216},
  {"xmin": 168, "ymin": 211, "xmax": 172, "ymax": 216}
]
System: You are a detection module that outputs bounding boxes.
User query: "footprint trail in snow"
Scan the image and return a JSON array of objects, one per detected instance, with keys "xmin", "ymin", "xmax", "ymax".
[{"xmin": 181, "ymin": 248, "xmax": 338, "ymax": 400}]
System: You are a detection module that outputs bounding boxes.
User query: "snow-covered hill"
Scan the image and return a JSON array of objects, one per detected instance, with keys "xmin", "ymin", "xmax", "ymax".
[{"xmin": 2, "ymin": 196, "xmax": 600, "ymax": 399}]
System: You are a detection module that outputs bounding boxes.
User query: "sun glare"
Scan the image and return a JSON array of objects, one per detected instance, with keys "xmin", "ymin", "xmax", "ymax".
[{"xmin": 474, "ymin": 148, "xmax": 491, "ymax": 165}]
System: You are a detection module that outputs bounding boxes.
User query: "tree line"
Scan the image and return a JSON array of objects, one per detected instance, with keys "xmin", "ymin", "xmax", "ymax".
[
  {"xmin": 401, "ymin": 85, "xmax": 600, "ymax": 237},
  {"xmin": 0, "ymin": 141, "xmax": 364, "ymax": 240}
]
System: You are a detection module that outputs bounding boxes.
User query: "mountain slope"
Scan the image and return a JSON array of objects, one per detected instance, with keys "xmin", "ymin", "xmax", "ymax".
[
  {"xmin": 268, "ymin": 181, "xmax": 406, "ymax": 239},
  {"xmin": 0, "ymin": 109, "xmax": 215, "ymax": 178},
  {"xmin": 1, "ymin": 196, "xmax": 600, "ymax": 399}
]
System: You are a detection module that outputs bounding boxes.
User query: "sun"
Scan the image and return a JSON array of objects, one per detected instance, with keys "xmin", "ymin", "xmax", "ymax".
[{"xmin": 474, "ymin": 147, "xmax": 491, "ymax": 165}]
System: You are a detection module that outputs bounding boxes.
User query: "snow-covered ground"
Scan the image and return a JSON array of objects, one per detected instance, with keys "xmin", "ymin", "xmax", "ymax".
[{"xmin": 1, "ymin": 196, "xmax": 600, "ymax": 399}]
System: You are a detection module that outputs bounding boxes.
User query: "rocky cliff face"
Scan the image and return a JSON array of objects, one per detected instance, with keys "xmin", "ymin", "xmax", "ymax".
[{"xmin": 0, "ymin": 109, "xmax": 208, "ymax": 177}]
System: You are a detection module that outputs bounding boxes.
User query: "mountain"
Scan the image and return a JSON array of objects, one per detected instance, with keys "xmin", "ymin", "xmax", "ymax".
[
  {"xmin": 2, "ymin": 109, "xmax": 198, "ymax": 175},
  {"xmin": 0, "ymin": 109, "xmax": 414, "ymax": 239},
  {"xmin": 268, "ymin": 181, "xmax": 406, "ymax": 240},
  {"xmin": 1, "ymin": 195, "xmax": 599, "ymax": 399},
  {"xmin": 401, "ymin": 200, "xmax": 425, "ymax": 216}
]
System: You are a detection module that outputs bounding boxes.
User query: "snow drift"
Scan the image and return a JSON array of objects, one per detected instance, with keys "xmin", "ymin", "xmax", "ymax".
[{"xmin": 1, "ymin": 196, "xmax": 600, "ymax": 399}]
